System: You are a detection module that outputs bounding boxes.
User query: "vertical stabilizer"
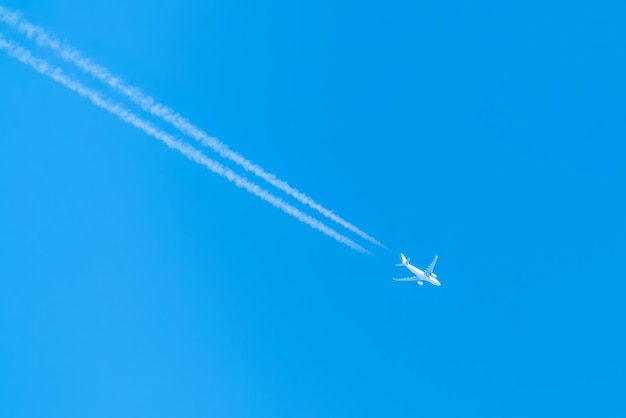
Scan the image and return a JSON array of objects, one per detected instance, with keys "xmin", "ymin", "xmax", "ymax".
[{"xmin": 396, "ymin": 253, "xmax": 411, "ymax": 266}]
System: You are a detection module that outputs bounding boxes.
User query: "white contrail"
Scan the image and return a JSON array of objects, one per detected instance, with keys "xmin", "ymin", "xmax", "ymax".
[
  {"xmin": 0, "ymin": 5, "xmax": 386, "ymax": 250},
  {"xmin": 0, "ymin": 34, "xmax": 370, "ymax": 255}
]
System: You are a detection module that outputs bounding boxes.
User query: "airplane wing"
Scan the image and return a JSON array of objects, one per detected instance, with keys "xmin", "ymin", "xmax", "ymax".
[
  {"xmin": 424, "ymin": 254, "xmax": 438, "ymax": 277},
  {"xmin": 392, "ymin": 276, "xmax": 418, "ymax": 281}
]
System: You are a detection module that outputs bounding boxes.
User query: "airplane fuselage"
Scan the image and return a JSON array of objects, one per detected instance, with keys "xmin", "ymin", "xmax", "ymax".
[{"xmin": 404, "ymin": 262, "xmax": 441, "ymax": 286}]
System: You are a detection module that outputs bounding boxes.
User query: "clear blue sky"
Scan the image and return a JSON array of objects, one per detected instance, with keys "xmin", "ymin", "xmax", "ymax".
[{"xmin": 1, "ymin": 1, "xmax": 624, "ymax": 416}]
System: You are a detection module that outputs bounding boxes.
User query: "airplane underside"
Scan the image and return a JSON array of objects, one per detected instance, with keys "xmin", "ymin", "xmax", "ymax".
[{"xmin": 393, "ymin": 253, "xmax": 440, "ymax": 287}]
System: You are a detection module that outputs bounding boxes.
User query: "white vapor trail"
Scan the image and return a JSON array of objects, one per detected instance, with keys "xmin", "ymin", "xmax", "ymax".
[
  {"xmin": 0, "ymin": 5, "xmax": 386, "ymax": 250},
  {"xmin": 0, "ymin": 34, "xmax": 370, "ymax": 255}
]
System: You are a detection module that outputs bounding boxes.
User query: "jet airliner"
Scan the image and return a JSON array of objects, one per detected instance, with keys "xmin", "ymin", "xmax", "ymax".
[{"xmin": 393, "ymin": 254, "xmax": 440, "ymax": 286}]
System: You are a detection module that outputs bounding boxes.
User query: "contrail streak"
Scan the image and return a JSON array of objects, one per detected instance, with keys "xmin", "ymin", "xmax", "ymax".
[
  {"xmin": 0, "ymin": 5, "xmax": 386, "ymax": 250},
  {"xmin": 0, "ymin": 34, "xmax": 370, "ymax": 255}
]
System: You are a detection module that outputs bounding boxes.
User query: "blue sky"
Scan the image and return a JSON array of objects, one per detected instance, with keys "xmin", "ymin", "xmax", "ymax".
[{"xmin": 1, "ymin": 1, "xmax": 624, "ymax": 416}]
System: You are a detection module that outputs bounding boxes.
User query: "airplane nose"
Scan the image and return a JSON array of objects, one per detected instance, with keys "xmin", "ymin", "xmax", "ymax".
[{"xmin": 433, "ymin": 279, "xmax": 441, "ymax": 286}]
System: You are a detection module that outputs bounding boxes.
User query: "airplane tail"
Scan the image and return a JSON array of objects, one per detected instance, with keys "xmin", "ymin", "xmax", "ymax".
[{"xmin": 395, "ymin": 253, "xmax": 409, "ymax": 266}]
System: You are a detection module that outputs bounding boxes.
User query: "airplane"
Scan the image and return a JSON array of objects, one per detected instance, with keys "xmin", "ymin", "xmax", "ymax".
[{"xmin": 393, "ymin": 253, "xmax": 441, "ymax": 286}]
